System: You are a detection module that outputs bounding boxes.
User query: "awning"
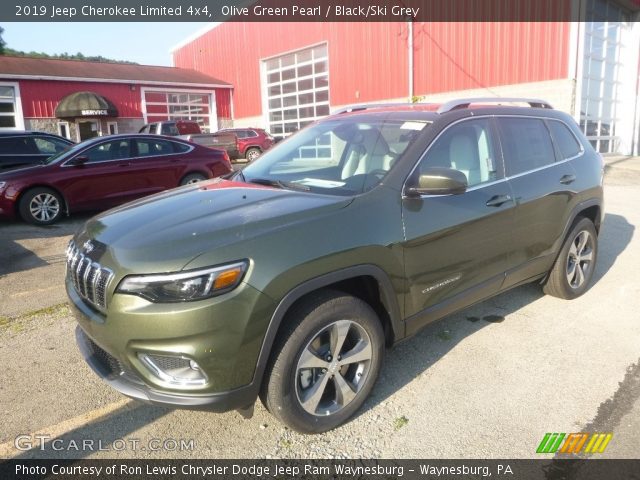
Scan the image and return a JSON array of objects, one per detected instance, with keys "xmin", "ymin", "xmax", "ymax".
[{"xmin": 55, "ymin": 91, "xmax": 118, "ymax": 118}]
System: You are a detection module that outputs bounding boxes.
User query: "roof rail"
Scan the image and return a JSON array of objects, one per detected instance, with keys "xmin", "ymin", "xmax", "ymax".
[
  {"xmin": 436, "ymin": 97, "xmax": 553, "ymax": 114},
  {"xmin": 333, "ymin": 103, "xmax": 417, "ymax": 114}
]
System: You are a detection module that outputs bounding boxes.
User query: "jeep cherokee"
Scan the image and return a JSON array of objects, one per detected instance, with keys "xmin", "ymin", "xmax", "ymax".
[{"xmin": 67, "ymin": 98, "xmax": 604, "ymax": 433}]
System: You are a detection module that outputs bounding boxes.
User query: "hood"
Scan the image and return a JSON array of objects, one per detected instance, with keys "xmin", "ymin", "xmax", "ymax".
[
  {"xmin": 75, "ymin": 178, "xmax": 352, "ymax": 274},
  {"xmin": 0, "ymin": 163, "xmax": 47, "ymax": 178}
]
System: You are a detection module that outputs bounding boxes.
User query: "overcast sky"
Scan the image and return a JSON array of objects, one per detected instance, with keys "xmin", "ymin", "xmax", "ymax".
[{"xmin": 2, "ymin": 23, "xmax": 211, "ymax": 66}]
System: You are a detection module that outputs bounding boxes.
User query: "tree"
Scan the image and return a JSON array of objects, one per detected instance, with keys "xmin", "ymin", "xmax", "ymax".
[{"xmin": 0, "ymin": 26, "xmax": 6, "ymax": 55}]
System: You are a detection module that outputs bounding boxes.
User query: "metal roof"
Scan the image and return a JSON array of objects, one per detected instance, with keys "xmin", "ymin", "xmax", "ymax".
[{"xmin": 0, "ymin": 55, "xmax": 232, "ymax": 88}]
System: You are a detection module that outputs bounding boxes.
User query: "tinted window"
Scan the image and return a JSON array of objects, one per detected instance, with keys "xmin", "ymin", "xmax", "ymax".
[
  {"xmin": 82, "ymin": 140, "xmax": 131, "ymax": 163},
  {"xmin": 136, "ymin": 139, "xmax": 173, "ymax": 157},
  {"xmin": 161, "ymin": 123, "xmax": 179, "ymax": 135},
  {"xmin": 172, "ymin": 142, "xmax": 191, "ymax": 153},
  {"xmin": 245, "ymin": 130, "xmax": 259, "ymax": 138},
  {"xmin": 33, "ymin": 137, "xmax": 69, "ymax": 155},
  {"xmin": 235, "ymin": 130, "xmax": 247, "ymax": 138},
  {"xmin": 497, "ymin": 118, "xmax": 556, "ymax": 176},
  {"xmin": 419, "ymin": 119, "xmax": 500, "ymax": 187},
  {"xmin": 0, "ymin": 136, "xmax": 36, "ymax": 154},
  {"xmin": 548, "ymin": 120, "xmax": 582, "ymax": 159}
]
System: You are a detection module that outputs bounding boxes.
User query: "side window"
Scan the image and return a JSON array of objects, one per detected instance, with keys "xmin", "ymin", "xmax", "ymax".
[
  {"xmin": 0, "ymin": 137, "xmax": 36, "ymax": 154},
  {"xmin": 82, "ymin": 140, "xmax": 131, "ymax": 163},
  {"xmin": 136, "ymin": 139, "xmax": 173, "ymax": 157},
  {"xmin": 246, "ymin": 130, "xmax": 259, "ymax": 138},
  {"xmin": 161, "ymin": 123, "xmax": 179, "ymax": 136},
  {"xmin": 418, "ymin": 119, "xmax": 500, "ymax": 187},
  {"xmin": 497, "ymin": 118, "xmax": 556, "ymax": 176},
  {"xmin": 236, "ymin": 130, "xmax": 247, "ymax": 139},
  {"xmin": 171, "ymin": 142, "xmax": 191, "ymax": 153},
  {"xmin": 548, "ymin": 120, "xmax": 582, "ymax": 160},
  {"xmin": 33, "ymin": 137, "xmax": 69, "ymax": 155}
]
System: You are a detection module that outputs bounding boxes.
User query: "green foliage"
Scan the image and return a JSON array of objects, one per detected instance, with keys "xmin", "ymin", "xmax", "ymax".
[{"xmin": 2, "ymin": 47, "xmax": 137, "ymax": 64}]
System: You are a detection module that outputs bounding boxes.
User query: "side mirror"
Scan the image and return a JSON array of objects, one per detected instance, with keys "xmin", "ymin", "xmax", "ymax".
[
  {"xmin": 406, "ymin": 167, "xmax": 468, "ymax": 196},
  {"xmin": 70, "ymin": 155, "xmax": 89, "ymax": 166}
]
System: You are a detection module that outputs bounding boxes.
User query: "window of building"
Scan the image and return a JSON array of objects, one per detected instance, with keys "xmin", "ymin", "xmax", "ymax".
[
  {"xmin": 143, "ymin": 90, "xmax": 214, "ymax": 131},
  {"xmin": 57, "ymin": 122, "xmax": 70, "ymax": 139},
  {"xmin": 497, "ymin": 118, "xmax": 556, "ymax": 176},
  {"xmin": 263, "ymin": 44, "xmax": 329, "ymax": 137},
  {"xmin": 548, "ymin": 120, "xmax": 582, "ymax": 159},
  {"xmin": 580, "ymin": 0, "xmax": 632, "ymax": 153},
  {"xmin": 0, "ymin": 84, "xmax": 23, "ymax": 130},
  {"xmin": 107, "ymin": 122, "xmax": 118, "ymax": 135}
]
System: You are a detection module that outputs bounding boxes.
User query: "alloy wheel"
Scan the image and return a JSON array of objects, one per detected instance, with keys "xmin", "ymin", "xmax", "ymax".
[
  {"xmin": 295, "ymin": 319, "xmax": 372, "ymax": 416},
  {"xmin": 29, "ymin": 193, "xmax": 60, "ymax": 222},
  {"xmin": 566, "ymin": 230, "xmax": 594, "ymax": 289}
]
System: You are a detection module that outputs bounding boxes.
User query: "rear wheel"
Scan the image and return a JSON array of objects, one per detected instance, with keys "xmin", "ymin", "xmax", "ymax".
[
  {"xmin": 18, "ymin": 187, "xmax": 63, "ymax": 225},
  {"xmin": 543, "ymin": 217, "xmax": 598, "ymax": 299},
  {"xmin": 261, "ymin": 290, "xmax": 384, "ymax": 433},
  {"xmin": 179, "ymin": 173, "xmax": 207, "ymax": 186},
  {"xmin": 245, "ymin": 147, "xmax": 262, "ymax": 162}
]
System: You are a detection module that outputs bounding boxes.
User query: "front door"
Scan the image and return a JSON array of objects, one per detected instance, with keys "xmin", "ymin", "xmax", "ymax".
[
  {"xmin": 77, "ymin": 120, "xmax": 100, "ymax": 141},
  {"xmin": 401, "ymin": 118, "xmax": 515, "ymax": 334}
]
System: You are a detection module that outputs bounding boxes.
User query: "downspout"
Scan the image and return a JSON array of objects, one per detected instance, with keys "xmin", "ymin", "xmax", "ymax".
[{"xmin": 408, "ymin": 21, "xmax": 414, "ymax": 101}]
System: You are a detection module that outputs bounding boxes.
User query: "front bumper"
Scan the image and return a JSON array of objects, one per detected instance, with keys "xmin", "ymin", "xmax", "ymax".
[
  {"xmin": 67, "ymin": 275, "xmax": 276, "ymax": 411},
  {"xmin": 75, "ymin": 326, "xmax": 257, "ymax": 411}
]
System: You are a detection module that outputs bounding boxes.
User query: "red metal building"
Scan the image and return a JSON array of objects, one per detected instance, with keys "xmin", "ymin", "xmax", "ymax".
[
  {"xmin": 0, "ymin": 56, "xmax": 233, "ymax": 142},
  {"xmin": 172, "ymin": 0, "xmax": 640, "ymax": 155}
]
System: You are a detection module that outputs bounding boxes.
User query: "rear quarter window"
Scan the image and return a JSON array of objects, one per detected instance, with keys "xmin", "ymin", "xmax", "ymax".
[
  {"xmin": 548, "ymin": 120, "xmax": 582, "ymax": 159},
  {"xmin": 0, "ymin": 136, "xmax": 37, "ymax": 154},
  {"xmin": 497, "ymin": 117, "xmax": 556, "ymax": 176}
]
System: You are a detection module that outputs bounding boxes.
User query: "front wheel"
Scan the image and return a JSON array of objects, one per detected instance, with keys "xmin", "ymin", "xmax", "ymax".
[
  {"xmin": 18, "ymin": 187, "xmax": 64, "ymax": 225},
  {"xmin": 543, "ymin": 217, "xmax": 598, "ymax": 299},
  {"xmin": 261, "ymin": 291, "xmax": 384, "ymax": 433}
]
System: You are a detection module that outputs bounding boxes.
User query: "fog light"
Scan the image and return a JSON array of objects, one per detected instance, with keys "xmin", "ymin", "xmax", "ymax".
[{"xmin": 138, "ymin": 354, "xmax": 207, "ymax": 386}]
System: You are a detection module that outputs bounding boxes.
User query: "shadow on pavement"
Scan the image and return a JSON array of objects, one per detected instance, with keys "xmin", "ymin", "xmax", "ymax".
[{"xmin": 10, "ymin": 403, "xmax": 172, "ymax": 459}]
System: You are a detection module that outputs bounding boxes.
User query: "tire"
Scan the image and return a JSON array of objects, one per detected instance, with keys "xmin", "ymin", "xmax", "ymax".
[
  {"xmin": 245, "ymin": 147, "xmax": 261, "ymax": 162},
  {"xmin": 543, "ymin": 217, "xmax": 598, "ymax": 299},
  {"xmin": 261, "ymin": 290, "xmax": 384, "ymax": 433},
  {"xmin": 18, "ymin": 187, "xmax": 64, "ymax": 226},
  {"xmin": 179, "ymin": 173, "xmax": 207, "ymax": 186}
]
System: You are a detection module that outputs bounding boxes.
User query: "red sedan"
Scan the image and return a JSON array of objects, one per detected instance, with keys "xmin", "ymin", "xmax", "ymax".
[{"xmin": 0, "ymin": 134, "xmax": 232, "ymax": 225}]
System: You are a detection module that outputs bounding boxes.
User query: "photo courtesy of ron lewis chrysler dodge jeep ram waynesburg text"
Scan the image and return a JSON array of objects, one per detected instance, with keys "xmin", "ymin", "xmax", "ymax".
[{"xmin": 65, "ymin": 98, "xmax": 604, "ymax": 433}]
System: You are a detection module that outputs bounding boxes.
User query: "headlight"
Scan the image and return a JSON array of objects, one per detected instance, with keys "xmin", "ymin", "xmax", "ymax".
[{"xmin": 116, "ymin": 261, "xmax": 247, "ymax": 303}]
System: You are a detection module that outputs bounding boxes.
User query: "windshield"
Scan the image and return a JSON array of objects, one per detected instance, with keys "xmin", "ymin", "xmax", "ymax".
[
  {"xmin": 43, "ymin": 142, "xmax": 85, "ymax": 165},
  {"xmin": 242, "ymin": 115, "xmax": 430, "ymax": 196}
]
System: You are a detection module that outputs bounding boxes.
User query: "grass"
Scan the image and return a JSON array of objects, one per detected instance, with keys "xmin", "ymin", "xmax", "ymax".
[
  {"xmin": 394, "ymin": 415, "xmax": 409, "ymax": 431},
  {"xmin": 0, "ymin": 303, "xmax": 70, "ymax": 333}
]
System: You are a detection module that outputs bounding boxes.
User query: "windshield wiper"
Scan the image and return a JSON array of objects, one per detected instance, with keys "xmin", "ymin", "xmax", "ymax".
[{"xmin": 248, "ymin": 178, "xmax": 310, "ymax": 192}]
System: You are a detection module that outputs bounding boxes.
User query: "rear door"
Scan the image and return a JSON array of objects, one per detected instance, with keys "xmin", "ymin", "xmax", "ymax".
[
  {"xmin": 129, "ymin": 137, "xmax": 184, "ymax": 192},
  {"xmin": 401, "ymin": 118, "xmax": 515, "ymax": 332},
  {"xmin": 497, "ymin": 116, "xmax": 579, "ymax": 288}
]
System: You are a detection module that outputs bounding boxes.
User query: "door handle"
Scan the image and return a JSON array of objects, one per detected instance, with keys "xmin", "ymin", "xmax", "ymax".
[
  {"xmin": 560, "ymin": 174, "xmax": 576, "ymax": 185},
  {"xmin": 117, "ymin": 162, "xmax": 131, "ymax": 167},
  {"xmin": 485, "ymin": 194, "xmax": 512, "ymax": 207}
]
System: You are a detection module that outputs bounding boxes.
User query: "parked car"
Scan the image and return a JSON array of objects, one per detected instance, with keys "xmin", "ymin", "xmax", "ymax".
[
  {"xmin": 217, "ymin": 128, "xmax": 275, "ymax": 161},
  {"xmin": 179, "ymin": 132, "xmax": 240, "ymax": 160},
  {"xmin": 139, "ymin": 120, "xmax": 201, "ymax": 136},
  {"xmin": 0, "ymin": 134, "xmax": 232, "ymax": 225},
  {"xmin": 67, "ymin": 98, "xmax": 603, "ymax": 433},
  {"xmin": 0, "ymin": 131, "xmax": 73, "ymax": 170}
]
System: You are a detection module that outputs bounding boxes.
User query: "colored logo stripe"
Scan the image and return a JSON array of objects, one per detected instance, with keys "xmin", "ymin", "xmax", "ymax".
[{"xmin": 537, "ymin": 433, "xmax": 612, "ymax": 454}]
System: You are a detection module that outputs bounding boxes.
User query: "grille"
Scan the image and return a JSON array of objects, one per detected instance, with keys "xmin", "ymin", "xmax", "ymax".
[
  {"xmin": 86, "ymin": 336, "xmax": 122, "ymax": 376},
  {"xmin": 66, "ymin": 241, "xmax": 114, "ymax": 310}
]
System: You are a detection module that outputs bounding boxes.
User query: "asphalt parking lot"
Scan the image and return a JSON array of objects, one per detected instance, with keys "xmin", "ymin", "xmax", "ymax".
[{"xmin": 0, "ymin": 159, "xmax": 639, "ymax": 459}]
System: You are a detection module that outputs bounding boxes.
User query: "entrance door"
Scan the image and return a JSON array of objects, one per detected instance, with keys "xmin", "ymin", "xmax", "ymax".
[{"xmin": 77, "ymin": 120, "xmax": 100, "ymax": 141}]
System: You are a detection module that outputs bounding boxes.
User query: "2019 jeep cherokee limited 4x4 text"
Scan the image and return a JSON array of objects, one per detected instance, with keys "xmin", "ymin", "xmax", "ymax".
[{"xmin": 67, "ymin": 98, "xmax": 604, "ymax": 433}]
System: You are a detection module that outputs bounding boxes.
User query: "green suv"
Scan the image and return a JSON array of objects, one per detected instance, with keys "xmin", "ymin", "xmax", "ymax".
[{"xmin": 67, "ymin": 99, "xmax": 604, "ymax": 433}]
